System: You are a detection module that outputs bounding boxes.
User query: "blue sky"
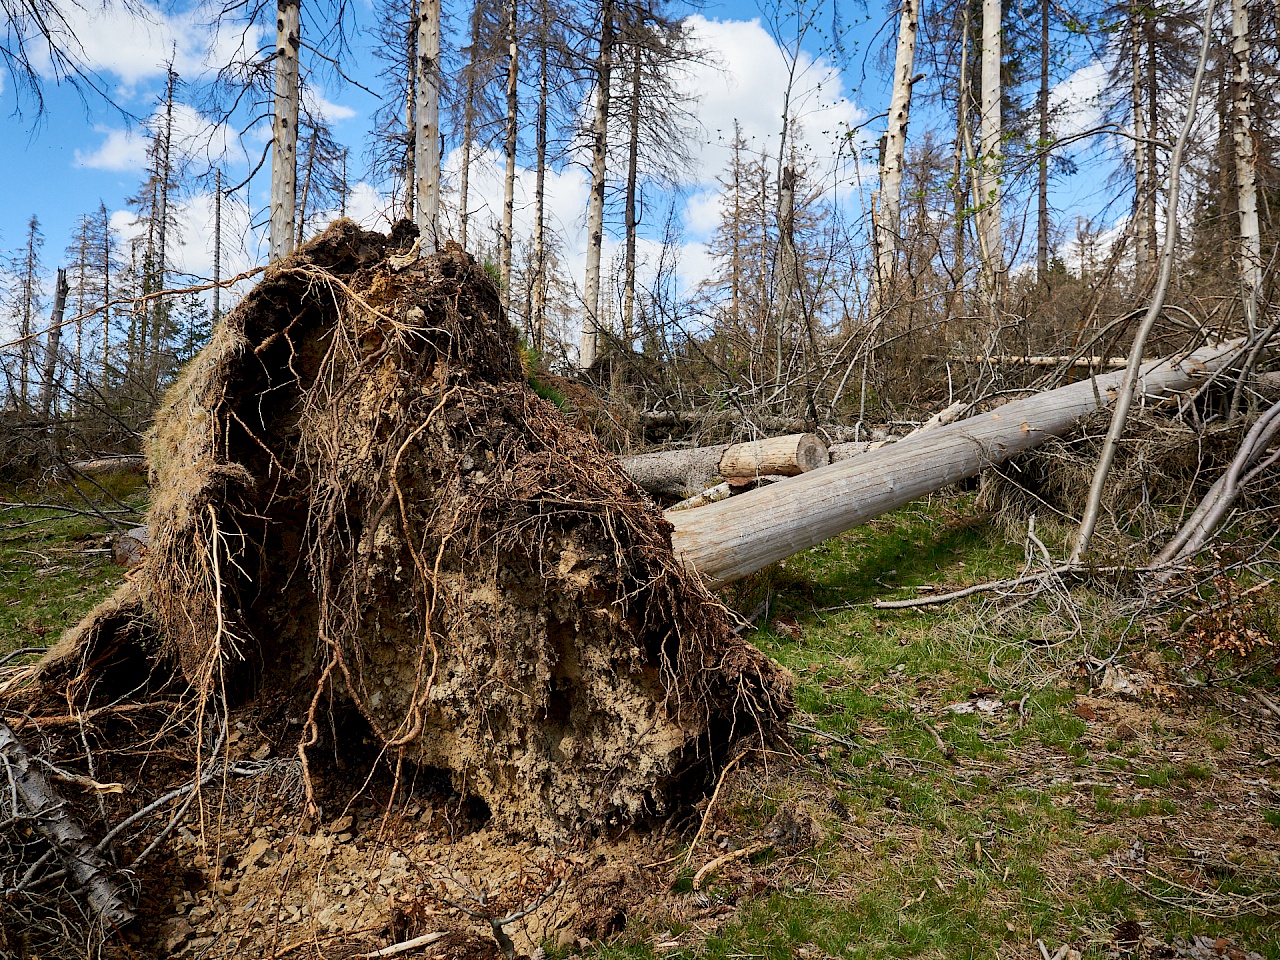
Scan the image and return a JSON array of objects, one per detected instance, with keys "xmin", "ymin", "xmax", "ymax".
[{"xmin": 0, "ymin": 0, "xmax": 1112, "ymax": 324}]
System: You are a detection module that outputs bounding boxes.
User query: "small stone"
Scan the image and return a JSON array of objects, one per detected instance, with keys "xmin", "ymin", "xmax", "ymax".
[
  {"xmin": 556, "ymin": 930, "xmax": 575, "ymax": 950},
  {"xmin": 163, "ymin": 919, "xmax": 194, "ymax": 953},
  {"xmin": 246, "ymin": 838, "xmax": 280, "ymax": 868},
  {"xmin": 329, "ymin": 815, "xmax": 353, "ymax": 834}
]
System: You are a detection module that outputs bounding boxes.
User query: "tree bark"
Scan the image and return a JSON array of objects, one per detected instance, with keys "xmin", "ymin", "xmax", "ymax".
[
  {"xmin": 581, "ymin": 0, "xmax": 614, "ymax": 369},
  {"xmin": 500, "ymin": 0, "xmax": 519, "ymax": 308},
  {"xmin": 0, "ymin": 719, "xmax": 135, "ymax": 928},
  {"xmin": 415, "ymin": 0, "xmax": 442, "ymax": 252},
  {"xmin": 1036, "ymin": 0, "xmax": 1050, "ymax": 284},
  {"xmin": 875, "ymin": 0, "xmax": 918, "ymax": 313},
  {"xmin": 270, "ymin": 0, "xmax": 300, "ymax": 263},
  {"xmin": 458, "ymin": 0, "xmax": 482, "ymax": 250},
  {"xmin": 1131, "ymin": 11, "xmax": 1152, "ymax": 280},
  {"xmin": 1232, "ymin": 0, "xmax": 1261, "ymax": 334},
  {"xmin": 670, "ymin": 340, "xmax": 1242, "ymax": 586},
  {"xmin": 213, "ymin": 168, "xmax": 223, "ymax": 322},
  {"xmin": 621, "ymin": 434, "xmax": 827, "ymax": 499},
  {"xmin": 978, "ymin": 0, "xmax": 1003, "ymax": 313},
  {"xmin": 38, "ymin": 268, "xmax": 69, "ymax": 428},
  {"xmin": 622, "ymin": 38, "xmax": 643, "ymax": 346},
  {"xmin": 531, "ymin": 0, "xmax": 549, "ymax": 352}
]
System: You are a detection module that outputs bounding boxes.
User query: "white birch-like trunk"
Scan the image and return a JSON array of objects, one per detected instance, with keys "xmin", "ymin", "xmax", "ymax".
[
  {"xmin": 270, "ymin": 0, "xmax": 300, "ymax": 263},
  {"xmin": 415, "ymin": 0, "xmax": 442, "ymax": 253},
  {"xmin": 581, "ymin": 0, "xmax": 613, "ymax": 369},
  {"xmin": 1232, "ymin": 0, "xmax": 1261, "ymax": 333},
  {"xmin": 874, "ymin": 0, "xmax": 918, "ymax": 312},
  {"xmin": 501, "ymin": 0, "xmax": 519, "ymax": 309},
  {"xmin": 978, "ymin": 0, "xmax": 1003, "ymax": 308},
  {"xmin": 1131, "ymin": 13, "xmax": 1151, "ymax": 279}
]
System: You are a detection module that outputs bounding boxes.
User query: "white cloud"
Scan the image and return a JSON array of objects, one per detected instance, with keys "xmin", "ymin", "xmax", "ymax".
[
  {"xmin": 76, "ymin": 126, "xmax": 148, "ymax": 171},
  {"xmin": 77, "ymin": 102, "xmax": 237, "ymax": 173},
  {"xmin": 677, "ymin": 16, "xmax": 865, "ymax": 189},
  {"xmin": 304, "ymin": 87, "xmax": 358, "ymax": 124},
  {"xmin": 49, "ymin": 1, "xmax": 262, "ymax": 90},
  {"xmin": 1050, "ymin": 60, "xmax": 1109, "ymax": 143}
]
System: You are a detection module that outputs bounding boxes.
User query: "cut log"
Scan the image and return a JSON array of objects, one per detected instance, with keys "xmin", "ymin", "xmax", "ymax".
[
  {"xmin": 0, "ymin": 719, "xmax": 135, "ymax": 928},
  {"xmin": 622, "ymin": 433, "xmax": 827, "ymax": 499},
  {"xmin": 669, "ymin": 341, "xmax": 1242, "ymax": 586},
  {"xmin": 717, "ymin": 434, "xmax": 827, "ymax": 478}
]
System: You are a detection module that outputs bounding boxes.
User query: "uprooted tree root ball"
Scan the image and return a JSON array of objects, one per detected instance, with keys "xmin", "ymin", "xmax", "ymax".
[{"xmin": 51, "ymin": 219, "xmax": 792, "ymax": 842}]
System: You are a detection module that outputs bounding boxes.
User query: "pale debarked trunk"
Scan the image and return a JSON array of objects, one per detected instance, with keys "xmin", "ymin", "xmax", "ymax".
[
  {"xmin": 873, "ymin": 0, "xmax": 918, "ymax": 314},
  {"xmin": 501, "ymin": 0, "xmax": 519, "ymax": 308},
  {"xmin": 415, "ymin": 0, "xmax": 442, "ymax": 253},
  {"xmin": 581, "ymin": 0, "xmax": 613, "ymax": 369},
  {"xmin": 977, "ymin": 0, "xmax": 1003, "ymax": 309},
  {"xmin": 1232, "ymin": 0, "xmax": 1261, "ymax": 333},
  {"xmin": 270, "ymin": 0, "xmax": 300, "ymax": 263}
]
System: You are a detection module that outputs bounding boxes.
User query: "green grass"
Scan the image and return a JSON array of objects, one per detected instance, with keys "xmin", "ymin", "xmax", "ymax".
[
  {"xmin": 0, "ymin": 475, "xmax": 144, "ymax": 658},
  {"xmin": 587, "ymin": 494, "xmax": 1280, "ymax": 960}
]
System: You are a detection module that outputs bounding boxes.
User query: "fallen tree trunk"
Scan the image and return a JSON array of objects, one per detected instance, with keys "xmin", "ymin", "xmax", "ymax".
[
  {"xmin": 933, "ymin": 354, "xmax": 1128, "ymax": 368},
  {"xmin": 669, "ymin": 341, "xmax": 1242, "ymax": 586},
  {"xmin": 0, "ymin": 719, "xmax": 135, "ymax": 929},
  {"xmin": 66, "ymin": 455, "xmax": 147, "ymax": 476},
  {"xmin": 622, "ymin": 433, "xmax": 826, "ymax": 499}
]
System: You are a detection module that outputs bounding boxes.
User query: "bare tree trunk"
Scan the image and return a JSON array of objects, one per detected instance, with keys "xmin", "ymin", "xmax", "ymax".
[
  {"xmin": 581, "ymin": 0, "xmax": 613, "ymax": 369},
  {"xmin": 774, "ymin": 165, "xmax": 798, "ymax": 404},
  {"xmin": 296, "ymin": 124, "xmax": 318, "ymax": 240},
  {"xmin": 500, "ymin": 0, "xmax": 519, "ymax": 309},
  {"xmin": 622, "ymin": 39, "xmax": 643, "ymax": 346},
  {"xmin": 38, "ymin": 268, "xmax": 69, "ymax": 429},
  {"xmin": 415, "ymin": 0, "xmax": 442, "ymax": 252},
  {"xmin": 531, "ymin": 0, "xmax": 549, "ymax": 352},
  {"xmin": 100, "ymin": 205, "xmax": 112, "ymax": 390},
  {"xmin": 404, "ymin": 20, "xmax": 417, "ymax": 222},
  {"xmin": 458, "ymin": 0, "xmax": 482, "ymax": 251},
  {"xmin": 270, "ymin": 0, "xmax": 300, "ymax": 262},
  {"xmin": 875, "ymin": 0, "xmax": 918, "ymax": 313},
  {"xmin": 672, "ymin": 340, "xmax": 1242, "ymax": 587},
  {"xmin": 978, "ymin": 0, "xmax": 1003, "ymax": 315},
  {"xmin": 1131, "ymin": 12, "xmax": 1152, "ymax": 280},
  {"xmin": 213, "ymin": 168, "xmax": 222, "ymax": 322},
  {"xmin": 951, "ymin": 5, "xmax": 972, "ymax": 324},
  {"xmin": 1232, "ymin": 0, "xmax": 1261, "ymax": 334},
  {"xmin": 1144, "ymin": 18, "xmax": 1158, "ymax": 274},
  {"xmin": 1036, "ymin": 0, "xmax": 1050, "ymax": 284}
]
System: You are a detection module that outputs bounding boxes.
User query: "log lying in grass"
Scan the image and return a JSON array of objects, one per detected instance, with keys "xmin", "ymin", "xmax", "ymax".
[
  {"xmin": 622, "ymin": 433, "xmax": 827, "ymax": 499},
  {"xmin": 669, "ymin": 341, "xmax": 1242, "ymax": 587}
]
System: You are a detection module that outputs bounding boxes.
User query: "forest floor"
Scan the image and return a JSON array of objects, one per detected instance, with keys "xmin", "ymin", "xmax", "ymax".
[{"xmin": 2, "ymin": 479, "xmax": 1278, "ymax": 960}]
